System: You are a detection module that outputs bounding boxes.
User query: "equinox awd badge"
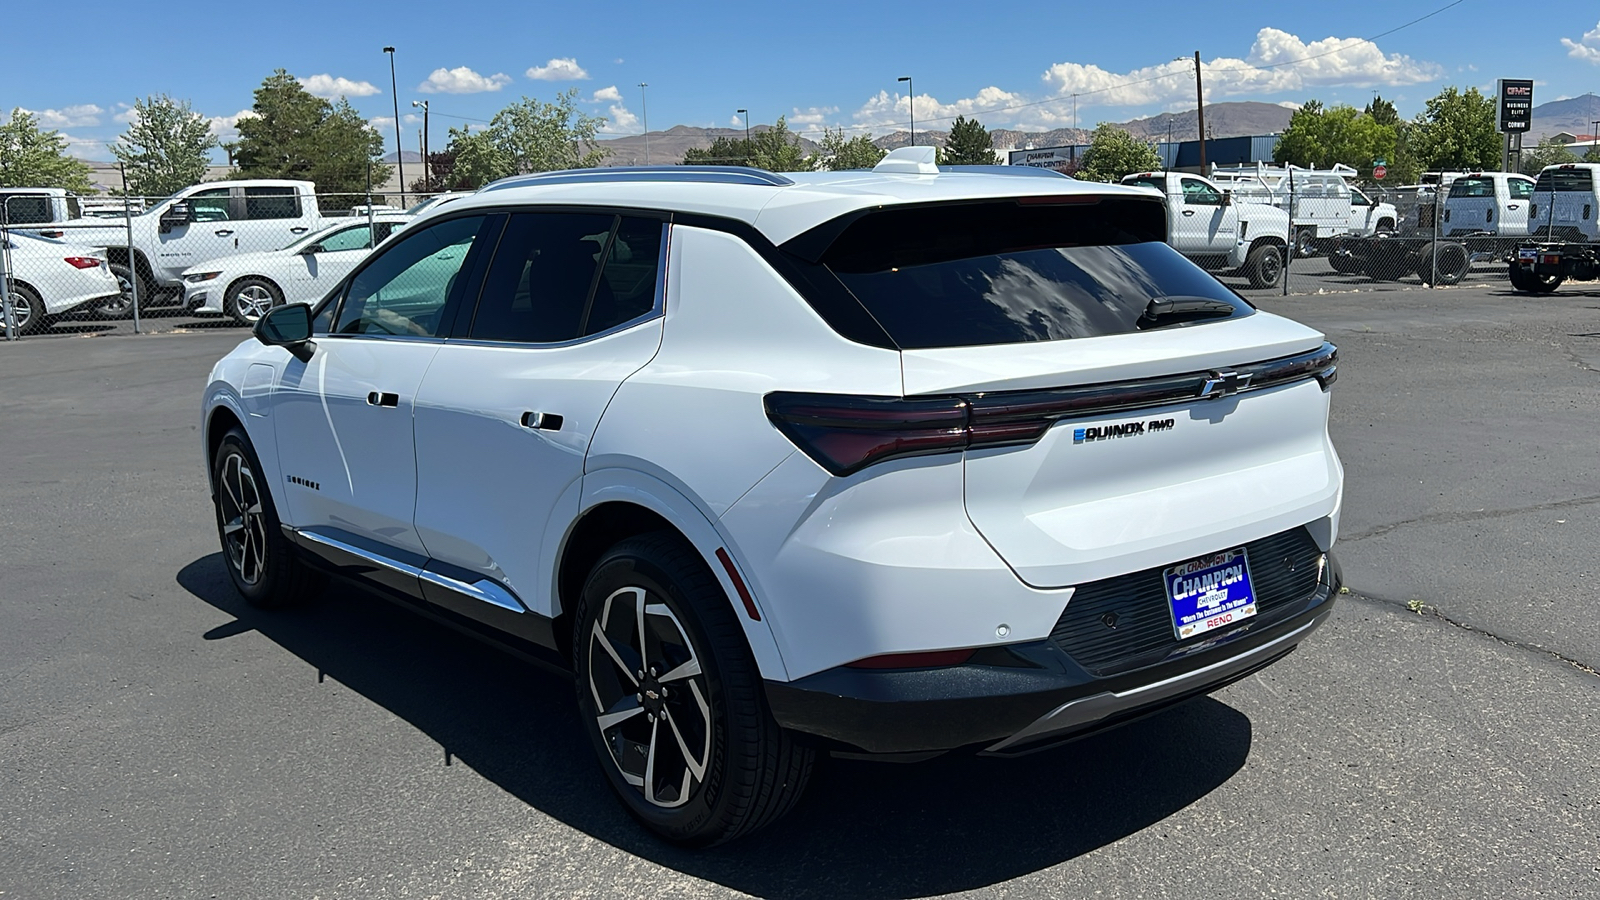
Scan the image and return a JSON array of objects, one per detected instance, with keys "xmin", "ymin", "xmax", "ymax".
[{"xmin": 1074, "ymin": 418, "xmax": 1176, "ymax": 444}]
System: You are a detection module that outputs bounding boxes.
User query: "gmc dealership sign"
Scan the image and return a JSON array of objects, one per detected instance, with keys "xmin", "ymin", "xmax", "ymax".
[{"xmin": 1497, "ymin": 79, "xmax": 1534, "ymax": 133}]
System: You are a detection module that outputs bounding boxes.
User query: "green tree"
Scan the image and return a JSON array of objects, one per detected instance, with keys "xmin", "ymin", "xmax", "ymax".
[
  {"xmin": 439, "ymin": 89, "xmax": 608, "ymax": 188},
  {"xmin": 234, "ymin": 70, "xmax": 392, "ymax": 203},
  {"xmin": 109, "ymin": 95, "xmax": 218, "ymax": 197},
  {"xmin": 1364, "ymin": 94, "xmax": 1400, "ymax": 128},
  {"xmin": 1273, "ymin": 101, "xmax": 1397, "ymax": 182},
  {"xmin": 1074, "ymin": 124, "xmax": 1160, "ymax": 183},
  {"xmin": 1408, "ymin": 86, "xmax": 1500, "ymax": 172},
  {"xmin": 682, "ymin": 136, "xmax": 756, "ymax": 166},
  {"xmin": 940, "ymin": 116, "xmax": 994, "ymax": 165},
  {"xmin": 0, "ymin": 108, "xmax": 94, "ymax": 193},
  {"xmin": 815, "ymin": 127, "xmax": 884, "ymax": 170},
  {"xmin": 1520, "ymin": 136, "xmax": 1579, "ymax": 176},
  {"xmin": 748, "ymin": 117, "xmax": 811, "ymax": 172}
]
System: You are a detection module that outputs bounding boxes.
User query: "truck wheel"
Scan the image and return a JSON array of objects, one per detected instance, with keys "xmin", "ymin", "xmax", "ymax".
[
  {"xmin": 1513, "ymin": 267, "xmax": 1563, "ymax": 294},
  {"xmin": 1294, "ymin": 229, "xmax": 1317, "ymax": 258},
  {"xmin": 98, "ymin": 264, "xmax": 138, "ymax": 319},
  {"xmin": 1507, "ymin": 263, "xmax": 1532, "ymax": 292},
  {"xmin": 1375, "ymin": 219, "xmax": 1395, "ymax": 235},
  {"xmin": 1328, "ymin": 251, "xmax": 1362, "ymax": 274},
  {"xmin": 1416, "ymin": 242, "xmax": 1470, "ymax": 286},
  {"xmin": 1243, "ymin": 244, "xmax": 1283, "ymax": 289}
]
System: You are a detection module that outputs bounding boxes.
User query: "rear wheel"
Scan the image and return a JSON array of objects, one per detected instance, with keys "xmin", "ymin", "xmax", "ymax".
[
  {"xmin": 572, "ymin": 532, "xmax": 813, "ymax": 846},
  {"xmin": 211, "ymin": 427, "xmax": 325, "ymax": 608},
  {"xmin": 3, "ymin": 282, "xmax": 45, "ymax": 334},
  {"xmin": 1293, "ymin": 228, "xmax": 1317, "ymax": 258},
  {"xmin": 1243, "ymin": 243, "xmax": 1283, "ymax": 289},
  {"xmin": 98, "ymin": 263, "xmax": 158, "ymax": 319},
  {"xmin": 1513, "ymin": 267, "xmax": 1564, "ymax": 294}
]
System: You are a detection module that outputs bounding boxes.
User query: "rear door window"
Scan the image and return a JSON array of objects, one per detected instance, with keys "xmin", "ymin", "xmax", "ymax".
[
  {"xmin": 245, "ymin": 187, "xmax": 303, "ymax": 219},
  {"xmin": 813, "ymin": 198, "xmax": 1250, "ymax": 350},
  {"xmin": 0, "ymin": 195, "xmax": 50, "ymax": 224}
]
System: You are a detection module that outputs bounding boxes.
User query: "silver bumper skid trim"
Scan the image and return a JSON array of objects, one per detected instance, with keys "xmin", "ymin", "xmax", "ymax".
[{"xmin": 984, "ymin": 614, "xmax": 1327, "ymax": 754}]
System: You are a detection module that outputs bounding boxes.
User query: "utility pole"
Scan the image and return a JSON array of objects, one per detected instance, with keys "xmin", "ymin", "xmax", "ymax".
[
  {"xmin": 412, "ymin": 99, "xmax": 430, "ymax": 191},
  {"xmin": 383, "ymin": 47, "xmax": 406, "ymax": 206},
  {"xmin": 1194, "ymin": 51, "xmax": 1207, "ymax": 173},
  {"xmin": 639, "ymin": 83, "xmax": 650, "ymax": 164}
]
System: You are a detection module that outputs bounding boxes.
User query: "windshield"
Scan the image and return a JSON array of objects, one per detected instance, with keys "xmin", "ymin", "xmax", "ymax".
[
  {"xmin": 817, "ymin": 198, "xmax": 1249, "ymax": 349},
  {"xmin": 406, "ymin": 197, "xmax": 439, "ymax": 215},
  {"xmin": 1448, "ymin": 177, "xmax": 1496, "ymax": 199},
  {"xmin": 1534, "ymin": 168, "xmax": 1595, "ymax": 193}
]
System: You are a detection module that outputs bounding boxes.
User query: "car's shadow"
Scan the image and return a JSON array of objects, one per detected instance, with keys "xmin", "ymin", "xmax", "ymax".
[{"xmin": 178, "ymin": 553, "xmax": 1254, "ymax": 899}]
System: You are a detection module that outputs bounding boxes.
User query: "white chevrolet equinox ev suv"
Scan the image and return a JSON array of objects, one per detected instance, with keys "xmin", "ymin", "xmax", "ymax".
[{"xmin": 202, "ymin": 148, "xmax": 1344, "ymax": 846}]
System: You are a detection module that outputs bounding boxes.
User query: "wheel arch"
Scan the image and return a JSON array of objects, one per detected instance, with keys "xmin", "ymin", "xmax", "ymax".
[
  {"xmin": 204, "ymin": 402, "xmax": 247, "ymax": 497},
  {"xmin": 558, "ymin": 469, "xmax": 790, "ymax": 681},
  {"xmin": 104, "ymin": 247, "xmax": 155, "ymax": 282}
]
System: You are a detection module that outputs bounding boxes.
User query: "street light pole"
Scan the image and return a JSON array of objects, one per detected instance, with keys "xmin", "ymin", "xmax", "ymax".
[
  {"xmin": 737, "ymin": 108, "xmax": 750, "ymax": 157},
  {"xmin": 639, "ymin": 83, "xmax": 650, "ymax": 164},
  {"xmin": 898, "ymin": 76, "xmax": 914, "ymax": 146},
  {"xmin": 383, "ymin": 46, "xmax": 406, "ymax": 206},
  {"xmin": 1193, "ymin": 51, "xmax": 1207, "ymax": 173},
  {"xmin": 412, "ymin": 99, "xmax": 430, "ymax": 192}
]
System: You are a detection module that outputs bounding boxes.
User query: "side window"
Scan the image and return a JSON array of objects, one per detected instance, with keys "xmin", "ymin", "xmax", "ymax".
[
  {"xmin": 189, "ymin": 188, "xmax": 231, "ymax": 222},
  {"xmin": 1351, "ymin": 190, "xmax": 1370, "ymax": 207},
  {"xmin": 1, "ymin": 195, "xmax": 50, "ymax": 224},
  {"xmin": 1509, "ymin": 179, "xmax": 1534, "ymax": 201},
  {"xmin": 467, "ymin": 212, "xmax": 615, "ymax": 343},
  {"xmin": 245, "ymin": 187, "xmax": 302, "ymax": 220},
  {"xmin": 317, "ymin": 225, "xmax": 374, "ymax": 253},
  {"xmin": 586, "ymin": 217, "xmax": 664, "ymax": 335},
  {"xmin": 1180, "ymin": 179, "xmax": 1222, "ymax": 206},
  {"xmin": 335, "ymin": 215, "xmax": 487, "ymax": 337}
]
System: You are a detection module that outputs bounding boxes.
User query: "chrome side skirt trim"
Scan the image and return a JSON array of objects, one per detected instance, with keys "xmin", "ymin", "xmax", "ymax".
[
  {"xmin": 417, "ymin": 569, "xmax": 525, "ymax": 613},
  {"xmin": 290, "ymin": 527, "xmax": 529, "ymax": 614},
  {"xmin": 983, "ymin": 613, "xmax": 1327, "ymax": 754}
]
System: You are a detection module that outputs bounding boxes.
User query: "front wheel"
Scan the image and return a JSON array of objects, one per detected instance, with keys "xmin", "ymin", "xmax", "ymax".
[
  {"xmin": 572, "ymin": 533, "xmax": 813, "ymax": 846},
  {"xmin": 1243, "ymin": 244, "xmax": 1283, "ymax": 289},
  {"xmin": 226, "ymin": 277, "xmax": 283, "ymax": 325},
  {"xmin": 211, "ymin": 427, "xmax": 325, "ymax": 607}
]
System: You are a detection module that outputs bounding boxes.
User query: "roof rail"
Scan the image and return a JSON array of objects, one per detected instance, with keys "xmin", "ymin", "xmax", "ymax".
[
  {"xmin": 480, "ymin": 166, "xmax": 795, "ymax": 193},
  {"xmin": 937, "ymin": 164, "xmax": 1071, "ymax": 178}
]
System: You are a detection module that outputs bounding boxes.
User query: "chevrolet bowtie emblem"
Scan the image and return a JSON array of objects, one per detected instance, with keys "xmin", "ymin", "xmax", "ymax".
[{"xmin": 1198, "ymin": 370, "xmax": 1251, "ymax": 399}]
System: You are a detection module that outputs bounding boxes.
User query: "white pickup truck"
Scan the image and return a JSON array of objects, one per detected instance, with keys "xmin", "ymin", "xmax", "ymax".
[
  {"xmin": 1121, "ymin": 171, "xmax": 1291, "ymax": 288},
  {"xmin": 27, "ymin": 179, "xmax": 336, "ymax": 318},
  {"xmin": 0, "ymin": 188, "xmax": 84, "ymax": 225}
]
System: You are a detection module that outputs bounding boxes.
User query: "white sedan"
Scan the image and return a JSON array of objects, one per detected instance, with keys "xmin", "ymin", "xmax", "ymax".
[
  {"xmin": 2, "ymin": 232, "xmax": 120, "ymax": 334},
  {"xmin": 184, "ymin": 218, "xmax": 409, "ymax": 324}
]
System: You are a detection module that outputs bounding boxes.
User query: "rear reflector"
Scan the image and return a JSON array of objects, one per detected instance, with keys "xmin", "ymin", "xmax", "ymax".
[
  {"xmin": 714, "ymin": 548, "xmax": 761, "ymax": 621},
  {"xmin": 63, "ymin": 257, "xmax": 101, "ymax": 269},
  {"xmin": 846, "ymin": 649, "xmax": 976, "ymax": 669}
]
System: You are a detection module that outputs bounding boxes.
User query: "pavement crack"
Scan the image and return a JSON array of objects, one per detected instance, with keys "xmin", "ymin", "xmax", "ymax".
[
  {"xmin": 1348, "ymin": 589, "xmax": 1600, "ymax": 678},
  {"xmin": 1341, "ymin": 494, "xmax": 1600, "ymax": 543}
]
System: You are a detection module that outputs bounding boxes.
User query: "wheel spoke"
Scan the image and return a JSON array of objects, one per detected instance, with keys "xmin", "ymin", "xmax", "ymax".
[
  {"xmin": 642, "ymin": 716, "xmax": 662, "ymax": 803},
  {"xmin": 658, "ymin": 656, "xmax": 701, "ymax": 683},
  {"xmin": 222, "ymin": 518, "xmax": 244, "ymax": 536},
  {"xmin": 663, "ymin": 704, "xmax": 708, "ymax": 782},
  {"xmin": 591, "ymin": 624, "xmax": 640, "ymax": 689},
  {"xmin": 595, "ymin": 698, "xmax": 644, "ymax": 732}
]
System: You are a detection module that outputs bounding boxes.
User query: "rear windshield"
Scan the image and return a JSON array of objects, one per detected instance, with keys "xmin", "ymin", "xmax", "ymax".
[
  {"xmin": 814, "ymin": 199, "xmax": 1251, "ymax": 350},
  {"xmin": 1534, "ymin": 168, "xmax": 1595, "ymax": 193},
  {"xmin": 1449, "ymin": 177, "xmax": 1496, "ymax": 198}
]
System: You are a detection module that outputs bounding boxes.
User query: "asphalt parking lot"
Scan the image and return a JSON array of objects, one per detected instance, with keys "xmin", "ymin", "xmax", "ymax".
[{"xmin": 2, "ymin": 282, "xmax": 1596, "ymax": 898}]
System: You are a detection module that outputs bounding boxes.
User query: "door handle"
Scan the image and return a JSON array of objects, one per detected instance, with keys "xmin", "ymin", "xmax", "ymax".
[
  {"xmin": 290, "ymin": 227, "xmax": 309, "ymax": 234},
  {"xmin": 366, "ymin": 391, "xmax": 399, "ymax": 408},
  {"xmin": 215, "ymin": 229, "xmax": 234, "ymax": 236},
  {"xmin": 1181, "ymin": 210, "xmax": 1195, "ymax": 217},
  {"xmin": 1507, "ymin": 204, "xmax": 1520, "ymax": 210},
  {"xmin": 520, "ymin": 411, "xmax": 564, "ymax": 431}
]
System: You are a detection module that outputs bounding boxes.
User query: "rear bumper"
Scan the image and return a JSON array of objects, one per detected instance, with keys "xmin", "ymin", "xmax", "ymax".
[{"xmin": 766, "ymin": 551, "xmax": 1340, "ymax": 756}]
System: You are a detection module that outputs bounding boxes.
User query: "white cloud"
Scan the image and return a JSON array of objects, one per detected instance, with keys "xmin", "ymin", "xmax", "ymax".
[
  {"xmin": 20, "ymin": 104, "xmax": 104, "ymax": 128},
  {"xmin": 1562, "ymin": 21, "xmax": 1600, "ymax": 64},
  {"xmin": 526, "ymin": 58, "xmax": 589, "ymax": 81},
  {"xmin": 299, "ymin": 74, "xmax": 381, "ymax": 99},
  {"xmin": 207, "ymin": 109, "xmax": 257, "ymax": 141},
  {"xmin": 606, "ymin": 101, "xmax": 639, "ymax": 132},
  {"xmin": 852, "ymin": 86, "xmax": 1060, "ymax": 132},
  {"xmin": 113, "ymin": 102, "xmax": 137, "ymax": 124},
  {"xmin": 1043, "ymin": 29, "xmax": 1440, "ymax": 110},
  {"xmin": 730, "ymin": 114, "xmax": 743, "ymax": 126},
  {"xmin": 592, "ymin": 85, "xmax": 623, "ymax": 102},
  {"xmin": 418, "ymin": 66, "xmax": 512, "ymax": 94},
  {"xmin": 58, "ymin": 133, "xmax": 107, "ymax": 160},
  {"xmin": 787, "ymin": 105, "xmax": 839, "ymax": 126},
  {"xmin": 368, "ymin": 114, "xmax": 422, "ymax": 131},
  {"xmin": 1276, "ymin": 100, "xmax": 1303, "ymax": 109}
]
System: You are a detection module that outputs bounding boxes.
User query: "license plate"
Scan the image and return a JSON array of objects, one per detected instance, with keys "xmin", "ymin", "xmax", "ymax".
[
  {"xmin": 1517, "ymin": 248, "xmax": 1537, "ymax": 261},
  {"xmin": 1165, "ymin": 548, "xmax": 1257, "ymax": 640}
]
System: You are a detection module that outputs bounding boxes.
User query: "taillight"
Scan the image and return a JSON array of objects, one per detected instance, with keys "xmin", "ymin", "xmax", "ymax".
[
  {"xmin": 64, "ymin": 257, "xmax": 101, "ymax": 269},
  {"xmin": 763, "ymin": 393, "xmax": 971, "ymax": 476}
]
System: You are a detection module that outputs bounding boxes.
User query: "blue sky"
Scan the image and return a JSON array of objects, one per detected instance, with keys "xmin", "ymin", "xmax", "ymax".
[{"xmin": 7, "ymin": 0, "xmax": 1600, "ymax": 160}]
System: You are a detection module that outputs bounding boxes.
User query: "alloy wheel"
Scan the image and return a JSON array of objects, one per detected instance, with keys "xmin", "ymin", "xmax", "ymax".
[
  {"xmin": 218, "ymin": 450, "xmax": 268, "ymax": 586},
  {"xmin": 232, "ymin": 284, "xmax": 276, "ymax": 323},
  {"xmin": 587, "ymin": 585, "xmax": 713, "ymax": 809}
]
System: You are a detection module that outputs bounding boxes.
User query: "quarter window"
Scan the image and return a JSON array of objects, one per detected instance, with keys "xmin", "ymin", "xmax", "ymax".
[{"xmin": 334, "ymin": 215, "xmax": 487, "ymax": 337}]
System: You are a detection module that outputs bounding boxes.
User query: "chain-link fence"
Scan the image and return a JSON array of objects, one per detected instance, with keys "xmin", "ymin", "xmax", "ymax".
[{"xmin": 1, "ymin": 189, "xmax": 426, "ymax": 340}]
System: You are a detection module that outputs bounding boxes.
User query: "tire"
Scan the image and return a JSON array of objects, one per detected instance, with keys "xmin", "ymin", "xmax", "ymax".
[
  {"xmin": 98, "ymin": 263, "xmax": 151, "ymax": 320},
  {"xmin": 1294, "ymin": 228, "xmax": 1317, "ymax": 258},
  {"xmin": 1376, "ymin": 219, "xmax": 1395, "ymax": 234},
  {"xmin": 1328, "ymin": 250, "xmax": 1361, "ymax": 275},
  {"xmin": 1519, "ymin": 269, "xmax": 1564, "ymax": 294},
  {"xmin": 1416, "ymin": 242, "xmax": 1469, "ymax": 286},
  {"xmin": 572, "ymin": 532, "xmax": 814, "ymax": 846},
  {"xmin": 1243, "ymin": 243, "xmax": 1283, "ymax": 289},
  {"xmin": 211, "ymin": 427, "xmax": 325, "ymax": 608},
  {"xmin": 3, "ymin": 281, "xmax": 45, "ymax": 334},
  {"xmin": 225, "ymin": 277, "xmax": 283, "ymax": 325}
]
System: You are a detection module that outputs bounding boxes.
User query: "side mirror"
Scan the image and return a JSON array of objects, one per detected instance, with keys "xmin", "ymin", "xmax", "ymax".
[
  {"xmin": 1220, "ymin": 192, "xmax": 1233, "ymax": 207},
  {"xmin": 159, "ymin": 201, "xmax": 192, "ymax": 232},
  {"xmin": 253, "ymin": 303, "xmax": 314, "ymax": 359}
]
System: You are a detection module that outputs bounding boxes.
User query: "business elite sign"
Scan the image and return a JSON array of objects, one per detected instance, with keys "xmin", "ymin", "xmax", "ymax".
[{"xmin": 1497, "ymin": 79, "xmax": 1534, "ymax": 133}]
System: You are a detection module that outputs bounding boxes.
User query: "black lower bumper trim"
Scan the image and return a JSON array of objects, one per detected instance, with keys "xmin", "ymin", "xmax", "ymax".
[{"xmin": 766, "ymin": 551, "xmax": 1341, "ymax": 756}]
